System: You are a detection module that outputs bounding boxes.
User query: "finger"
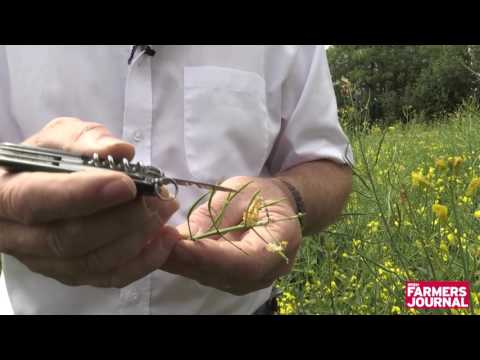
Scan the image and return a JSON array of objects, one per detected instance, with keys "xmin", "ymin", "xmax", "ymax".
[
  {"xmin": 25, "ymin": 117, "xmax": 135, "ymax": 160},
  {"xmin": 176, "ymin": 189, "xmax": 251, "ymax": 239},
  {"xmin": 143, "ymin": 196, "xmax": 180, "ymax": 225},
  {"xmin": 165, "ymin": 217, "xmax": 299, "ymax": 295},
  {"xmin": 0, "ymin": 169, "xmax": 137, "ymax": 224},
  {"xmin": 87, "ymin": 226, "xmax": 181, "ymax": 288},
  {"xmin": 16, "ymin": 213, "xmax": 165, "ymax": 282},
  {"xmin": 0, "ymin": 198, "xmax": 166, "ymax": 258},
  {"xmin": 161, "ymin": 237, "xmax": 266, "ymax": 294}
]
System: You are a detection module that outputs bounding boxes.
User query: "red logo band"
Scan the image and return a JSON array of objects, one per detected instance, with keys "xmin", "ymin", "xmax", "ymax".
[{"xmin": 405, "ymin": 281, "xmax": 470, "ymax": 309}]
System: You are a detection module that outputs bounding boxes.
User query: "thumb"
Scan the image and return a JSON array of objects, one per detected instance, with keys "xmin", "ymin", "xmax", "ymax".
[
  {"xmin": 25, "ymin": 117, "xmax": 135, "ymax": 160},
  {"xmin": 177, "ymin": 221, "xmax": 202, "ymax": 240},
  {"xmin": 176, "ymin": 200, "xmax": 234, "ymax": 240},
  {"xmin": 176, "ymin": 207, "xmax": 215, "ymax": 240}
]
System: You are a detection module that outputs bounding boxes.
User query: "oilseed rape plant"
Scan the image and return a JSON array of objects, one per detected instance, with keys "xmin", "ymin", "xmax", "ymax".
[
  {"xmin": 183, "ymin": 181, "xmax": 303, "ymax": 263},
  {"xmin": 275, "ymin": 96, "xmax": 480, "ymax": 315}
]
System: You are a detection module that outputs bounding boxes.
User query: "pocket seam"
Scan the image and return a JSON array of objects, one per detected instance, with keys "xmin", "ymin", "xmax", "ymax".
[{"xmin": 184, "ymin": 66, "xmax": 266, "ymax": 97}]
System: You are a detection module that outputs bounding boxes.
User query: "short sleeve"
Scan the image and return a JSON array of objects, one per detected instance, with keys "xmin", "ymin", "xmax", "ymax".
[{"xmin": 266, "ymin": 45, "xmax": 354, "ymax": 174}]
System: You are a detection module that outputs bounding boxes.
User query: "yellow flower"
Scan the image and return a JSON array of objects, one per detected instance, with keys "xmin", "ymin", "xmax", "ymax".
[
  {"xmin": 466, "ymin": 178, "xmax": 480, "ymax": 197},
  {"xmin": 330, "ymin": 281, "xmax": 337, "ymax": 291},
  {"xmin": 277, "ymin": 292, "xmax": 297, "ymax": 315},
  {"xmin": 411, "ymin": 171, "xmax": 432, "ymax": 188},
  {"xmin": 352, "ymin": 239, "xmax": 361, "ymax": 248},
  {"xmin": 242, "ymin": 193, "xmax": 264, "ymax": 226},
  {"xmin": 447, "ymin": 233, "xmax": 456, "ymax": 245},
  {"xmin": 265, "ymin": 241, "xmax": 287, "ymax": 253},
  {"xmin": 440, "ymin": 240, "xmax": 449, "ymax": 253},
  {"xmin": 448, "ymin": 156, "xmax": 464, "ymax": 170},
  {"xmin": 435, "ymin": 158, "xmax": 447, "ymax": 170},
  {"xmin": 460, "ymin": 196, "xmax": 471, "ymax": 205},
  {"xmin": 474, "ymin": 293, "xmax": 480, "ymax": 305},
  {"xmin": 474, "ymin": 210, "xmax": 480, "ymax": 220},
  {"xmin": 432, "ymin": 204, "xmax": 448, "ymax": 222},
  {"xmin": 266, "ymin": 241, "xmax": 289, "ymax": 263},
  {"xmin": 391, "ymin": 306, "xmax": 401, "ymax": 315},
  {"xmin": 367, "ymin": 220, "xmax": 380, "ymax": 233}
]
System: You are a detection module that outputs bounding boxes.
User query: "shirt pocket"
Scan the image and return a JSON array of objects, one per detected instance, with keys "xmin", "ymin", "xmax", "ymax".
[{"xmin": 184, "ymin": 66, "xmax": 270, "ymax": 184}]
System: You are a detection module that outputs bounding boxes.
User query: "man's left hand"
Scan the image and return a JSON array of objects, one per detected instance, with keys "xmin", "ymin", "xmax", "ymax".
[{"xmin": 160, "ymin": 176, "xmax": 303, "ymax": 296}]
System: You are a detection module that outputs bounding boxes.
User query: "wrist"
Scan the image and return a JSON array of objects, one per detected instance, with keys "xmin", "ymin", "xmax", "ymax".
[{"xmin": 272, "ymin": 178, "xmax": 306, "ymax": 231}]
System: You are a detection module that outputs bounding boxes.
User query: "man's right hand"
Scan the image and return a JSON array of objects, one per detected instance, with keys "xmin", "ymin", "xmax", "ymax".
[{"xmin": 0, "ymin": 118, "xmax": 179, "ymax": 288}]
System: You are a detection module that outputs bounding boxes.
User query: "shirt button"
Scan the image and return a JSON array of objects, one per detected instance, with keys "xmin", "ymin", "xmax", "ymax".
[
  {"xmin": 133, "ymin": 130, "xmax": 144, "ymax": 143},
  {"xmin": 122, "ymin": 290, "xmax": 139, "ymax": 304},
  {"xmin": 130, "ymin": 292, "xmax": 139, "ymax": 302}
]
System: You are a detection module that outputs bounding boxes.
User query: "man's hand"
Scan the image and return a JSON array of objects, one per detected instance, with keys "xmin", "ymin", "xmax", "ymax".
[
  {"xmin": 159, "ymin": 161, "xmax": 352, "ymax": 296},
  {"xmin": 0, "ymin": 117, "xmax": 179, "ymax": 288},
  {"xmin": 161, "ymin": 176, "xmax": 303, "ymax": 296}
]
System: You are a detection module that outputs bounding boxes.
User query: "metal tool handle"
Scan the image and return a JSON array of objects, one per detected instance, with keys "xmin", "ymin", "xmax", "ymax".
[
  {"xmin": 0, "ymin": 142, "xmax": 236, "ymax": 198},
  {"xmin": 0, "ymin": 143, "xmax": 177, "ymax": 200},
  {"xmin": 85, "ymin": 152, "xmax": 178, "ymax": 200}
]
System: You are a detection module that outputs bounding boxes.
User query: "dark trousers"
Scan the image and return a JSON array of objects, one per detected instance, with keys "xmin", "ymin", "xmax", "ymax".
[{"xmin": 253, "ymin": 288, "xmax": 282, "ymax": 315}]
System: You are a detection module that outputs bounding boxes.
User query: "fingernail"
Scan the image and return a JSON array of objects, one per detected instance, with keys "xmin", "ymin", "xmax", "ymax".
[
  {"xmin": 158, "ymin": 185, "xmax": 173, "ymax": 199},
  {"xmin": 98, "ymin": 136, "xmax": 123, "ymax": 147},
  {"xmin": 101, "ymin": 178, "xmax": 136, "ymax": 204}
]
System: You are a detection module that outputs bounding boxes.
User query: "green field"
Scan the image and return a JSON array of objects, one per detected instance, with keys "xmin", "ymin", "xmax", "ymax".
[{"xmin": 276, "ymin": 101, "xmax": 480, "ymax": 315}]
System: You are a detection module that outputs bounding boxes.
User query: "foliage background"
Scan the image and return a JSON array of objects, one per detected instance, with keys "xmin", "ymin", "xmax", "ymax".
[
  {"xmin": 327, "ymin": 45, "xmax": 480, "ymax": 126},
  {"xmin": 275, "ymin": 46, "xmax": 480, "ymax": 314}
]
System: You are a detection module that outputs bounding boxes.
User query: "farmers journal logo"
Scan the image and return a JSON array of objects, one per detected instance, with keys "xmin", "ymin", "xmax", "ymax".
[{"xmin": 405, "ymin": 281, "xmax": 470, "ymax": 309}]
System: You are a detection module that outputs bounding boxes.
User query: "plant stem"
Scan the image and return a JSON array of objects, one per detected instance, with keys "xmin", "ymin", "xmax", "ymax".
[{"xmin": 190, "ymin": 214, "xmax": 304, "ymax": 241}]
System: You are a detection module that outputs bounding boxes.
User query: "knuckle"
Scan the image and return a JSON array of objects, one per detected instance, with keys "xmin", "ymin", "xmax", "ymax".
[
  {"xmin": 0, "ymin": 179, "xmax": 34, "ymax": 224},
  {"xmin": 46, "ymin": 225, "xmax": 69, "ymax": 258},
  {"xmin": 57, "ymin": 219, "xmax": 85, "ymax": 257},
  {"xmin": 0, "ymin": 174, "xmax": 55, "ymax": 225},
  {"xmin": 0, "ymin": 181, "xmax": 17, "ymax": 221}
]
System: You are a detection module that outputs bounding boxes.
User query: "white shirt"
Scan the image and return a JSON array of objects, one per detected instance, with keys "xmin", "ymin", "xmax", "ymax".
[{"xmin": 0, "ymin": 45, "xmax": 353, "ymax": 315}]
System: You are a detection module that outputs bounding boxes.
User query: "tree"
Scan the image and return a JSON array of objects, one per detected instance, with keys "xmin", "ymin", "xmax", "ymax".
[{"xmin": 327, "ymin": 45, "xmax": 478, "ymax": 125}]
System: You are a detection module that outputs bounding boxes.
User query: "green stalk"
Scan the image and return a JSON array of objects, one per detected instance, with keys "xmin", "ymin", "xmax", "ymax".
[{"xmin": 191, "ymin": 214, "xmax": 304, "ymax": 241}]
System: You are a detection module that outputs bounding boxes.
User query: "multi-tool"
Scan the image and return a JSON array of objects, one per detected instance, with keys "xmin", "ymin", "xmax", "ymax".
[{"xmin": 0, "ymin": 143, "xmax": 236, "ymax": 200}]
